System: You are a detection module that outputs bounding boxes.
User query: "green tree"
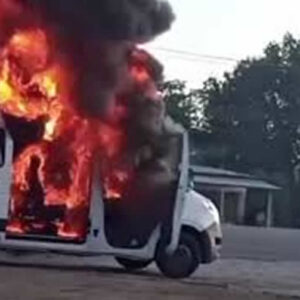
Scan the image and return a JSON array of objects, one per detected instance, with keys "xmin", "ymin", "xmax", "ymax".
[
  {"xmin": 163, "ymin": 80, "xmax": 202, "ymax": 130},
  {"xmin": 202, "ymin": 33, "xmax": 300, "ymax": 226}
]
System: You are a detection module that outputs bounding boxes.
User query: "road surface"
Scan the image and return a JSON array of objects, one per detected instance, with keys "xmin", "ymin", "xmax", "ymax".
[
  {"xmin": 221, "ymin": 225, "xmax": 300, "ymax": 261},
  {"xmin": 0, "ymin": 259, "xmax": 294, "ymax": 300},
  {"xmin": 0, "ymin": 225, "xmax": 299, "ymax": 299}
]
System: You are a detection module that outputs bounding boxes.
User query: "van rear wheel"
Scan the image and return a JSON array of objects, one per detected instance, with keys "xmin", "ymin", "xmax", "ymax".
[
  {"xmin": 155, "ymin": 231, "xmax": 201, "ymax": 279},
  {"xmin": 115, "ymin": 257, "xmax": 152, "ymax": 271}
]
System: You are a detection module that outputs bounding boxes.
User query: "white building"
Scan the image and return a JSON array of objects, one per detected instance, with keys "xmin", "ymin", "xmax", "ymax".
[{"xmin": 191, "ymin": 166, "xmax": 280, "ymax": 227}]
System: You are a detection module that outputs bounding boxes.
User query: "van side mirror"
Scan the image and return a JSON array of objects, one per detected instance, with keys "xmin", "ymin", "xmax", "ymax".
[{"xmin": 188, "ymin": 180, "xmax": 195, "ymax": 190}]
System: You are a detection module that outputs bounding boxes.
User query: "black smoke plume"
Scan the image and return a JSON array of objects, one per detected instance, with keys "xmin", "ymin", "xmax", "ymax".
[
  {"xmin": 22, "ymin": 0, "xmax": 174, "ymax": 117},
  {"xmin": 24, "ymin": 0, "xmax": 175, "ymax": 42},
  {"xmin": 0, "ymin": 0, "xmax": 174, "ymax": 117}
]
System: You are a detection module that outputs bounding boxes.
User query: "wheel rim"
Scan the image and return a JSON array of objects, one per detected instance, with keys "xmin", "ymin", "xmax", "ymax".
[
  {"xmin": 163, "ymin": 242, "xmax": 193, "ymax": 276},
  {"xmin": 174, "ymin": 243, "xmax": 193, "ymax": 265},
  {"xmin": 177, "ymin": 244, "xmax": 192, "ymax": 259}
]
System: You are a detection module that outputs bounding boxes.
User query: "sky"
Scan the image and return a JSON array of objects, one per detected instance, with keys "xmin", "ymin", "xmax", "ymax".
[{"xmin": 145, "ymin": 0, "xmax": 300, "ymax": 88}]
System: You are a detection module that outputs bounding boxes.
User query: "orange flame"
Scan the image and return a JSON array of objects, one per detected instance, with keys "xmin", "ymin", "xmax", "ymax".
[
  {"xmin": 0, "ymin": 26, "xmax": 159, "ymax": 241},
  {"xmin": 0, "ymin": 29, "xmax": 95, "ymax": 239}
]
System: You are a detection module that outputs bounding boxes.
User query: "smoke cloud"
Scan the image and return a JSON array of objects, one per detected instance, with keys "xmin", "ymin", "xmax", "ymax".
[
  {"xmin": 18, "ymin": 0, "xmax": 175, "ymax": 117},
  {"xmin": 0, "ymin": 0, "xmax": 174, "ymax": 117},
  {"xmin": 24, "ymin": 0, "xmax": 175, "ymax": 42}
]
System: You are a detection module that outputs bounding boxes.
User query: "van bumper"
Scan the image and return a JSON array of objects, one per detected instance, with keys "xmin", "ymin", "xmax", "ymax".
[
  {"xmin": 206, "ymin": 223, "xmax": 222, "ymax": 262},
  {"xmin": 211, "ymin": 237, "xmax": 222, "ymax": 260}
]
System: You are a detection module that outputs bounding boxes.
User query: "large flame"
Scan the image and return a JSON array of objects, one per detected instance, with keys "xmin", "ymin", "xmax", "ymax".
[
  {"xmin": 0, "ymin": 29, "xmax": 92, "ymax": 238},
  {"xmin": 0, "ymin": 26, "xmax": 158, "ymax": 241}
]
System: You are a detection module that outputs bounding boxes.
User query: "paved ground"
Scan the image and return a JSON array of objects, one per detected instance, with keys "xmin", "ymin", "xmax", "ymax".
[
  {"xmin": 0, "ymin": 256, "xmax": 299, "ymax": 298},
  {"xmin": 0, "ymin": 263, "xmax": 291, "ymax": 300},
  {"xmin": 221, "ymin": 225, "xmax": 300, "ymax": 261},
  {"xmin": 0, "ymin": 226, "xmax": 299, "ymax": 299},
  {"xmin": 199, "ymin": 259, "xmax": 300, "ymax": 297}
]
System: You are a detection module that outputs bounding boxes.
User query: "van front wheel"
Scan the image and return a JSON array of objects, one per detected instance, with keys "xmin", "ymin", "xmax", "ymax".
[{"xmin": 155, "ymin": 231, "xmax": 201, "ymax": 279}]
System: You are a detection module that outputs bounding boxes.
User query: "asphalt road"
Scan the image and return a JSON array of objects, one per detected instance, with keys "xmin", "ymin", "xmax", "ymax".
[
  {"xmin": 0, "ymin": 225, "xmax": 299, "ymax": 299},
  {"xmin": 0, "ymin": 264, "xmax": 291, "ymax": 300},
  {"xmin": 221, "ymin": 225, "xmax": 300, "ymax": 261},
  {"xmin": 196, "ymin": 225, "xmax": 300, "ymax": 297}
]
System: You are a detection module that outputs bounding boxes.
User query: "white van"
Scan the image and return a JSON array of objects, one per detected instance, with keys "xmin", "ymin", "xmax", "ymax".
[{"xmin": 0, "ymin": 127, "xmax": 222, "ymax": 279}]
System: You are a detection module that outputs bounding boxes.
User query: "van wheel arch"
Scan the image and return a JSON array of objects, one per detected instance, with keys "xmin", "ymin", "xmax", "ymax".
[
  {"xmin": 181, "ymin": 225, "xmax": 212, "ymax": 264},
  {"xmin": 155, "ymin": 229, "xmax": 201, "ymax": 278}
]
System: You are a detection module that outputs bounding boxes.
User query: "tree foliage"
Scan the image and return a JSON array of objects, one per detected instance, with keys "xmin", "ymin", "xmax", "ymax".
[
  {"xmin": 163, "ymin": 80, "xmax": 202, "ymax": 130},
  {"xmin": 202, "ymin": 33, "xmax": 300, "ymax": 174}
]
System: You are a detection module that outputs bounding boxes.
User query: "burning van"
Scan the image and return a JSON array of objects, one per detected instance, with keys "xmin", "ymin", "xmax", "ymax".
[{"xmin": 0, "ymin": 0, "xmax": 222, "ymax": 278}]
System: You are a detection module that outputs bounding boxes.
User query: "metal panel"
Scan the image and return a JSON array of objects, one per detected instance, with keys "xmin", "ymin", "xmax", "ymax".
[
  {"xmin": 166, "ymin": 132, "xmax": 189, "ymax": 254},
  {"xmin": 193, "ymin": 175, "xmax": 280, "ymax": 191}
]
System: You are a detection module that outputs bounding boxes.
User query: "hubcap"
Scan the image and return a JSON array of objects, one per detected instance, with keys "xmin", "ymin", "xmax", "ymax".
[{"xmin": 164, "ymin": 242, "xmax": 193, "ymax": 275}]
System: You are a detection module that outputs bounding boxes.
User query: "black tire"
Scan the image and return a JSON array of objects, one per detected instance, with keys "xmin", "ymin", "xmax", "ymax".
[
  {"xmin": 155, "ymin": 231, "xmax": 202, "ymax": 279},
  {"xmin": 115, "ymin": 257, "xmax": 152, "ymax": 271}
]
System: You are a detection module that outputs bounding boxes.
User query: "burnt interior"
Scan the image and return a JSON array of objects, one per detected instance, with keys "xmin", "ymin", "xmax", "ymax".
[
  {"xmin": 4, "ymin": 117, "xmax": 73, "ymax": 240},
  {"xmin": 3, "ymin": 115, "xmax": 183, "ymax": 248},
  {"xmin": 104, "ymin": 134, "xmax": 183, "ymax": 248},
  {"xmin": 0, "ymin": 0, "xmax": 178, "ymax": 246}
]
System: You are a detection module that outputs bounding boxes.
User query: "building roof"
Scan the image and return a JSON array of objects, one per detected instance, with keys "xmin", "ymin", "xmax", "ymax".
[{"xmin": 191, "ymin": 165, "xmax": 280, "ymax": 191}]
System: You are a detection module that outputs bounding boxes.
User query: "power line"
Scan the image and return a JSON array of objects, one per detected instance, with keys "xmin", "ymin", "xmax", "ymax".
[
  {"xmin": 152, "ymin": 52, "xmax": 237, "ymax": 66},
  {"xmin": 150, "ymin": 46, "xmax": 239, "ymax": 63}
]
